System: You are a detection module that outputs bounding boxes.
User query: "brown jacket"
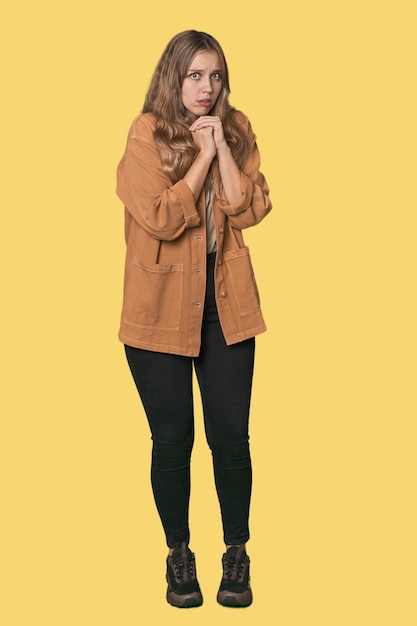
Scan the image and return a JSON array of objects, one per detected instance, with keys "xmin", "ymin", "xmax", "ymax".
[{"xmin": 116, "ymin": 111, "xmax": 272, "ymax": 356}]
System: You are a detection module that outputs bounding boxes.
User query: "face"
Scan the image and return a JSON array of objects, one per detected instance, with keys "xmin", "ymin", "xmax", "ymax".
[{"xmin": 181, "ymin": 50, "xmax": 223, "ymax": 118}]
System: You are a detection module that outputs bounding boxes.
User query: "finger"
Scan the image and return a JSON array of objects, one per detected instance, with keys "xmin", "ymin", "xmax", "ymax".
[
  {"xmin": 190, "ymin": 120, "xmax": 215, "ymax": 130},
  {"xmin": 189, "ymin": 117, "xmax": 221, "ymax": 131},
  {"xmin": 190, "ymin": 127, "xmax": 214, "ymax": 136}
]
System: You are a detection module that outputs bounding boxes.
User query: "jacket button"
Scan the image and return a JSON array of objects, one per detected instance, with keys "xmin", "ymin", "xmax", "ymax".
[
  {"xmin": 220, "ymin": 291, "xmax": 227, "ymax": 298},
  {"xmin": 219, "ymin": 227, "xmax": 224, "ymax": 234},
  {"xmin": 217, "ymin": 259, "xmax": 223, "ymax": 266}
]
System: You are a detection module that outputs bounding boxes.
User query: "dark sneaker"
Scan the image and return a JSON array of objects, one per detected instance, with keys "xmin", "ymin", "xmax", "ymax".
[
  {"xmin": 217, "ymin": 545, "xmax": 253, "ymax": 607},
  {"xmin": 166, "ymin": 543, "xmax": 203, "ymax": 608}
]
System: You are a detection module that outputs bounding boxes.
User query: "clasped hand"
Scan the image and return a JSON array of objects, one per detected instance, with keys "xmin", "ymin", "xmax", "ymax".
[{"xmin": 189, "ymin": 116, "xmax": 226, "ymax": 157}]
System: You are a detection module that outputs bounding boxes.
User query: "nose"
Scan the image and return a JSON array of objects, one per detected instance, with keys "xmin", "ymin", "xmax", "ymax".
[{"xmin": 202, "ymin": 76, "xmax": 213, "ymax": 93}]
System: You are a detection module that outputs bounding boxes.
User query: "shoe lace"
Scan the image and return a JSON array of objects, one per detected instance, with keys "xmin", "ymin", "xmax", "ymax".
[
  {"xmin": 223, "ymin": 551, "xmax": 247, "ymax": 582},
  {"xmin": 172, "ymin": 554, "xmax": 196, "ymax": 583}
]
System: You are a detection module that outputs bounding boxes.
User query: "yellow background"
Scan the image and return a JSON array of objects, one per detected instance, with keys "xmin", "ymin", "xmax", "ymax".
[{"xmin": 1, "ymin": 1, "xmax": 416, "ymax": 624}]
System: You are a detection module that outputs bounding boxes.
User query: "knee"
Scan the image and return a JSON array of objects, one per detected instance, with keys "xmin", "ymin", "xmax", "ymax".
[
  {"xmin": 210, "ymin": 440, "xmax": 251, "ymax": 471},
  {"xmin": 152, "ymin": 433, "xmax": 194, "ymax": 471}
]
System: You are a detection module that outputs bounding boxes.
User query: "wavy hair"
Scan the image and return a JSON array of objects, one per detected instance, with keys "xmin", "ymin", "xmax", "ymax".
[{"xmin": 142, "ymin": 30, "xmax": 250, "ymax": 186}]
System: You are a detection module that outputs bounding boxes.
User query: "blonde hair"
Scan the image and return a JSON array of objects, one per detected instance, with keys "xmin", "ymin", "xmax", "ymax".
[{"xmin": 142, "ymin": 30, "xmax": 250, "ymax": 185}]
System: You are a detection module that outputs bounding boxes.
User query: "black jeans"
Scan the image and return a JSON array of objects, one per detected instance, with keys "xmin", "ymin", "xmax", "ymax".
[{"xmin": 125, "ymin": 253, "xmax": 255, "ymax": 549}]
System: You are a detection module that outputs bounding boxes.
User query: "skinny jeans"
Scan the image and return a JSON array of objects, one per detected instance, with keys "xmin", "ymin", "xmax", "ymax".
[{"xmin": 125, "ymin": 252, "xmax": 255, "ymax": 549}]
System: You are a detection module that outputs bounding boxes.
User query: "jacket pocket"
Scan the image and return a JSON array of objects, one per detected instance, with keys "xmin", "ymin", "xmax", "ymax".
[
  {"xmin": 124, "ymin": 258, "xmax": 184, "ymax": 331},
  {"xmin": 222, "ymin": 247, "xmax": 261, "ymax": 316}
]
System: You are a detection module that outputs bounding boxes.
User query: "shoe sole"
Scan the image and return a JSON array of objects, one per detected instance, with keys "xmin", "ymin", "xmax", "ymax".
[
  {"xmin": 166, "ymin": 590, "xmax": 203, "ymax": 608},
  {"xmin": 217, "ymin": 590, "xmax": 253, "ymax": 607}
]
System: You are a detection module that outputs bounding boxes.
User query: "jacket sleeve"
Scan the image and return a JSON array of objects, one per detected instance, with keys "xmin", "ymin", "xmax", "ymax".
[
  {"xmin": 217, "ymin": 114, "xmax": 272, "ymax": 230},
  {"xmin": 116, "ymin": 115, "xmax": 201, "ymax": 241}
]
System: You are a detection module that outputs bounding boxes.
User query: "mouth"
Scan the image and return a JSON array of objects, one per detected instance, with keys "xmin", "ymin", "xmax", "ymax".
[{"xmin": 197, "ymin": 100, "xmax": 212, "ymax": 107}]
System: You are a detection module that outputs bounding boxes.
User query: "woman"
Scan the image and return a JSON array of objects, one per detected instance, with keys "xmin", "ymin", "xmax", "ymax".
[{"xmin": 116, "ymin": 30, "xmax": 272, "ymax": 608}]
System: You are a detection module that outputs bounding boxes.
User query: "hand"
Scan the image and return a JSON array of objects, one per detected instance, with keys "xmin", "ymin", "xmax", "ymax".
[
  {"xmin": 189, "ymin": 123, "xmax": 217, "ymax": 159},
  {"xmin": 189, "ymin": 116, "xmax": 226, "ymax": 150}
]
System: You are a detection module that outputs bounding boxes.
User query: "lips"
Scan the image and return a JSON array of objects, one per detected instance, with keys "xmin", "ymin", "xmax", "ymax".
[{"xmin": 197, "ymin": 100, "xmax": 212, "ymax": 107}]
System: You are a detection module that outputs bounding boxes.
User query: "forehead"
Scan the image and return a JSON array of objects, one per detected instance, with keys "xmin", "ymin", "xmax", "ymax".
[{"xmin": 188, "ymin": 50, "xmax": 221, "ymax": 69}]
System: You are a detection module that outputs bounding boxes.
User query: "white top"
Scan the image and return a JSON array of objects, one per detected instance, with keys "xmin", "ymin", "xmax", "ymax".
[{"xmin": 205, "ymin": 187, "xmax": 217, "ymax": 253}]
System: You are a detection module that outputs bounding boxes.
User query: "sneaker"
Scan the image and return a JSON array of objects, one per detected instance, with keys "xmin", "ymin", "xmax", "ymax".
[
  {"xmin": 217, "ymin": 545, "xmax": 253, "ymax": 607},
  {"xmin": 166, "ymin": 542, "xmax": 203, "ymax": 608}
]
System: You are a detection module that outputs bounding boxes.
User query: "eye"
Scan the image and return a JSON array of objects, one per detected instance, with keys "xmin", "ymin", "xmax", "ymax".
[
  {"xmin": 211, "ymin": 72, "xmax": 222, "ymax": 80},
  {"xmin": 189, "ymin": 72, "xmax": 200, "ymax": 80}
]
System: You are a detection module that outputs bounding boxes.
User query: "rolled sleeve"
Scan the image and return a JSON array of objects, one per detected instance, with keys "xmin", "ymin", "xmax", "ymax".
[
  {"xmin": 170, "ymin": 179, "xmax": 201, "ymax": 228},
  {"xmin": 217, "ymin": 172, "xmax": 253, "ymax": 216},
  {"xmin": 116, "ymin": 115, "xmax": 201, "ymax": 241},
  {"xmin": 217, "ymin": 150, "xmax": 272, "ymax": 230}
]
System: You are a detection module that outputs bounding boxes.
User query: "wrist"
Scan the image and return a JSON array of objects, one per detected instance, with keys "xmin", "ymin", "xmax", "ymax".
[
  {"xmin": 197, "ymin": 147, "xmax": 216, "ymax": 162},
  {"xmin": 216, "ymin": 141, "xmax": 230, "ymax": 157}
]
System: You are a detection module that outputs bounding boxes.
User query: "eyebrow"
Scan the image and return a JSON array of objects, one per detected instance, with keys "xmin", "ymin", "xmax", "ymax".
[{"xmin": 188, "ymin": 68, "xmax": 222, "ymax": 73}]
